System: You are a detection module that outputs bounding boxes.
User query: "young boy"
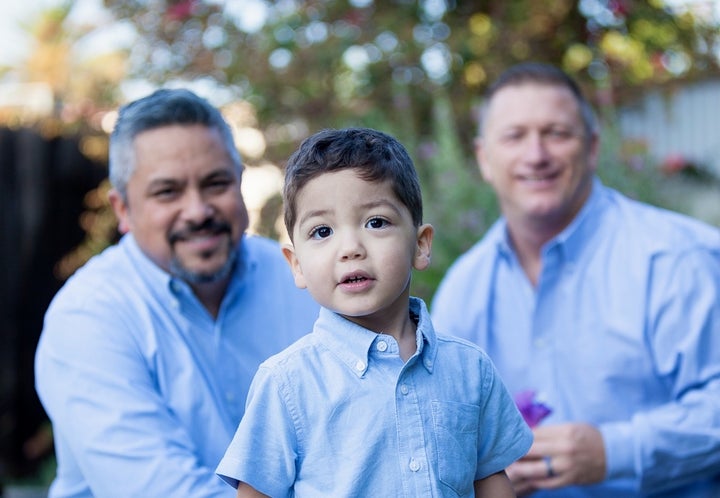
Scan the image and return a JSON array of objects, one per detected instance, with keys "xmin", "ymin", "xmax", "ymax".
[{"xmin": 216, "ymin": 128, "xmax": 532, "ymax": 497}]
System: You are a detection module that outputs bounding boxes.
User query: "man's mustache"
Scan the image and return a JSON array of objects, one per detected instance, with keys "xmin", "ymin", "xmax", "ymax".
[{"xmin": 169, "ymin": 218, "xmax": 231, "ymax": 244}]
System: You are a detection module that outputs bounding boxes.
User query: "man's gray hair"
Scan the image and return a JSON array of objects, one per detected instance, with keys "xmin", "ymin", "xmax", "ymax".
[{"xmin": 109, "ymin": 88, "xmax": 243, "ymax": 200}]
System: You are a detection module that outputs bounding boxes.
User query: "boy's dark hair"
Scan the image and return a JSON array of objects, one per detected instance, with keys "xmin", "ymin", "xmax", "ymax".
[
  {"xmin": 283, "ymin": 128, "xmax": 423, "ymax": 239},
  {"xmin": 478, "ymin": 62, "xmax": 599, "ymax": 145}
]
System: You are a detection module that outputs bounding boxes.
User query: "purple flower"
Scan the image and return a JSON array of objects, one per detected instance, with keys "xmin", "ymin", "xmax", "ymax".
[{"xmin": 514, "ymin": 390, "xmax": 552, "ymax": 428}]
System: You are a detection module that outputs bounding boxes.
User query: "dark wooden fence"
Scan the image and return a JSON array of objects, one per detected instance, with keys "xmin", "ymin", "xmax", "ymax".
[{"xmin": 0, "ymin": 127, "xmax": 107, "ymax": 484}]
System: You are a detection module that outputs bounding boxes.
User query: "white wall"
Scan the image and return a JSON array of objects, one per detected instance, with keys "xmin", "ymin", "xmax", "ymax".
[{"xmin": 618, "ymin": 78, "xmax": 720, "ymax": 176}]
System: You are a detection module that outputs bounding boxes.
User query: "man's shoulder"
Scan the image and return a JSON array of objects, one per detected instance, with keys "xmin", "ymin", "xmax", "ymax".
[
  {"xmin": 441, "ymin": 223, "xmax": 502, "ymax": 281},
  {"xmin": 49, "ymin": 240, "xmax": 148, "ymax": 312},
  {"xmin": 605, "ymin": 188, "xmax": 720, "ymax": 252},
  {"xmin": 242, "ymin": 234, "xmax": 282, "ymax": 254},
  {"xmin": 241, "ymin": 235, "xmax": 290, "ymax": 270}
]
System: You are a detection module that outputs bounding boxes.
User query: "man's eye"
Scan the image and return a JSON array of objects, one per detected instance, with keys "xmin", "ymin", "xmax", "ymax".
[
  {"xmin": 205, "ymin": 179, "xmax": 233, "ymax": 192},
  {"xmin": 366, "ymin": 217, "xmax": 388, "ymax": 229},
  {"xmin": 152, "ymin": 188, "xmax": 178, "ymax": 199},
  {"xmin": 309, "ymin": 226, "xmax": 332, "ymax": 239},
  {"xmin": 501, "ymin": 132, "xmax": 523, "ymax": 143},
  {"xmin": 546, "ymin": 128, "xmax": 574, "ymax": 140}
]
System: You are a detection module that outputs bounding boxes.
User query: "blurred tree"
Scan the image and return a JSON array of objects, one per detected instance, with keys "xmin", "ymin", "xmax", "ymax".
[
  {"xmin": 2, "ymin": 2, "xmax": 126, "ymax": 139},
  {"xmin": 102, "ymin": 0, "xmax": 720, "ymax": 158},
  {"xmin": 99, "ymin": 1, "xmax": 720, "ymax": 299}
]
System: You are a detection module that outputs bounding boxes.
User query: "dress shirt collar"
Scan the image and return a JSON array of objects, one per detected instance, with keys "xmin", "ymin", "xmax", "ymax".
[
  {"xmin": 311, "ymin": 297, "xmax": 438, "ymax": 377},
  {"xmin": 120, "ymin": 232, "xmax": 251, "ymax": 303},
  {"xmin": 494, "ymin": 177, "xmax": 608, "ymax": 266}
]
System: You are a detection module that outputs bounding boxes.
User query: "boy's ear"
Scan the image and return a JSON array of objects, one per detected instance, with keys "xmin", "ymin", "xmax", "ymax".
[
  {"xmin": 413, "ymin": 223, "xmax": 434, "ymax": 271},
  {"xmin": 281, "ymin": 244, "xmax": 307, "ymax": 289}
]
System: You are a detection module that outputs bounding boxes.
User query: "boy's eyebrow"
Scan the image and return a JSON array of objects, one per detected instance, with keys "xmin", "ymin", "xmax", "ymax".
[
  {"xmin": 297, "ymin": 199, "xmax": 402, "ymax": 226},
  {"xmin": 360, "ymin": 199, "xmax": 403, "ymax": 214},
  {"xmin": 297, "ymin": 208, "xmax": 331, "ymax": 227}
]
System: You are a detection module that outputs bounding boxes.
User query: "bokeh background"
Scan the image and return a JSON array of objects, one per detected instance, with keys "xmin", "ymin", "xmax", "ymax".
[{"xmin": 2, "ymin": 0, "xmax": 719, "ymax": 494}]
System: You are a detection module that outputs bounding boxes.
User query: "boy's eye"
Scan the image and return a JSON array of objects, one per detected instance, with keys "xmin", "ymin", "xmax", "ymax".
[
  {"xmin": 366, "ymin": 217, "xmax": 388, "ymax": 229},
  {"xmin": 309, "ymin": 226, "xmax": 333, "ymax": 239}
]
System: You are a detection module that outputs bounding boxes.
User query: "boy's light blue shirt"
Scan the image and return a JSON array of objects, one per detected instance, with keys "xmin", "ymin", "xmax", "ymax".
[
  {"xmin": 432, "ymin": 179, "xmax": 720, "ymax": 497},
  {"xmin": 35, "ymin": 234, "xmax": 319, "ymax": 498},
  {"xmin": 217, "ymin": 297, "xmax": 532, "ymax": 497}
]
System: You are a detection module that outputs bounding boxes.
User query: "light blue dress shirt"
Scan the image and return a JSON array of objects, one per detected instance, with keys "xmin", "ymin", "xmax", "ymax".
[
  {"xmin": 35, "ymin": 234, "xmax": 319, "ymax": 498},
  {"xmin": 432, "ymin": 179, "xmax": 720, "ymax": 497},
  {"xmin": 217, "ymin": 297, "xmax": 533, "ymax": 497}
]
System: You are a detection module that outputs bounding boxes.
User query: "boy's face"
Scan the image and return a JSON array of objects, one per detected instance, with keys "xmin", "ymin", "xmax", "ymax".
[{"xmin": 283, "ymin": 169, "xmax": 432, "ymax": 331}]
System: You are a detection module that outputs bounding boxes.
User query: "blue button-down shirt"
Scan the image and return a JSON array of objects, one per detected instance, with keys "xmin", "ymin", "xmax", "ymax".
[
  {"xmin": 217, "ymin": 298, "xmax": 532, "ymax": 497},
  {"xmin": 35, "ymin": 234, "xmax": 319, "ymax": 498},
  {"xmin": 432, "ymin": 179, "xmax": 720, "ymax": 497}
]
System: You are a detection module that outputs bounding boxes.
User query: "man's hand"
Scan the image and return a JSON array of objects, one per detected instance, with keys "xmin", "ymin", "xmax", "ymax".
[{"xmin": 506, "ymin": 423, "xmax": 606, "ymax": 496}]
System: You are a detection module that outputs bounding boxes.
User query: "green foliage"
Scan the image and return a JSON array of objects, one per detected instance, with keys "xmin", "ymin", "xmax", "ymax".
[
  {"xmin": 102, "ymin": 0, "xmax": 720, "ymax": 163},
  {"xmin": 409, "ymin": 89, "xmax": 497, "ymax": 302},
  {"xmin": 94, "ymin": 0, "xmax": 720, "ymax": 301}
]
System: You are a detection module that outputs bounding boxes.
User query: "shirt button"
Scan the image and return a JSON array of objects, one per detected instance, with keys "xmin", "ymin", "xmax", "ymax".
[
  {"xmin": 377, "ymin": 341, "xmax": 388, "ymax": 352},
  {"xmin": 409, "ymin": 458, "xmax": 420, "ymax": 472},
  {"xmin": 355, "ymin": 360, "xmax": 366, "ymax": 372},
  {"xmin": 424, "ymin": 359, "xmax": 432, "ymax": 369},
  {"xmin": 400, "ymin": 384, "xmax": 409, "ymax": 395}
]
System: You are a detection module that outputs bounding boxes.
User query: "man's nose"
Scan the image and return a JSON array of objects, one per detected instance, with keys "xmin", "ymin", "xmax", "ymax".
[
  {"xmin": 182, "ymin": 190, "xmax": 214, "ymax": 221},
  {"xmin": 522, "ymin": 133, "xmax": 551, "ymax": 164}
]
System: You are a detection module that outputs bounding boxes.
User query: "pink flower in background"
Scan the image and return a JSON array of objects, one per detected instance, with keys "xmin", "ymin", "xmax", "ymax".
[{"xmin": 514, "ymin": 390, "xmax": 552, "ymax": 428}]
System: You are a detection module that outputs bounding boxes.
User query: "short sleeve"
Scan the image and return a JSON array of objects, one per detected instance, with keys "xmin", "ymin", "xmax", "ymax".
[{"xmin": 216, "ymin": 365, "xmax": 298, "ymax": 497}]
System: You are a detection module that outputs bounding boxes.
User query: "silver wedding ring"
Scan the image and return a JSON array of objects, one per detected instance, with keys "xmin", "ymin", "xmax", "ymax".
[{"xmin": 543, "ymin": 456, "xmax": 556, "ymax": 478}]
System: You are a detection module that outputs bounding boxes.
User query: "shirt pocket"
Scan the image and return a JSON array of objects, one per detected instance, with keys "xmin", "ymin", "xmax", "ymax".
[{"xmin": 431, "ymin": 400, "xmax": 479, "ymax": 496}]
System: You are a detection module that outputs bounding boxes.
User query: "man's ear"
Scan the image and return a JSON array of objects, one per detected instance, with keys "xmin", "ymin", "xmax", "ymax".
[
  {"xmin": 413, "ymin": 223, "xmax": 434, "ymax": 271},
  {"xmin": 475, "ymin": 137, "xmax": 493, "ymax": 184},
  {"xmin": 282, "ymin": 244, "xmax": 307, "ymax": 289},
  {"xmin": 587, "ymin": 132, "xmax": 600, "ymax": 173},
  {"xmin": 108, "ymin": 188, "xmax": 131, "ymax": 234}
]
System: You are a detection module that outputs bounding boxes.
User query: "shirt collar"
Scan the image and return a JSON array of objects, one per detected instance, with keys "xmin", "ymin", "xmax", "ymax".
[
  {"xmin": 546, "ymin": 177, "xmax": 606, "ymax": 264},
  {"xmin": 121, "ymin": 232, "xmax": 250, "ymax": 302},
  {"xmin": 312, "ymin": 297, "xmax": 438, "ymax": 377},
  {"xmin": 493, "ymin": 177, "xmax": 607, "ymax": 265}
]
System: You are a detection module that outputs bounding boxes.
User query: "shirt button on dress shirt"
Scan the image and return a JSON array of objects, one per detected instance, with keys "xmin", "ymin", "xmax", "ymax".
[
  {"xmin": 354, "ymin": 360, "xmax": 366, "ymax": 372},
  {"xmin": 409, "ymin": 458, "xmax": 420, "ymax": 472},
  {"xmin": 400, "ymin": 384, "xmax": 409, "ymax": 395},
  {"xmin": 377, "ymin": 340, "xmax": 388, "ymax": 352}
]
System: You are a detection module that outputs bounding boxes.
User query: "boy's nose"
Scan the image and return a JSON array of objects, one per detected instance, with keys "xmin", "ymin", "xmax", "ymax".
[{"xmin": 339, "ymin": 232, "xmax": 366, "ymax": 260}]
